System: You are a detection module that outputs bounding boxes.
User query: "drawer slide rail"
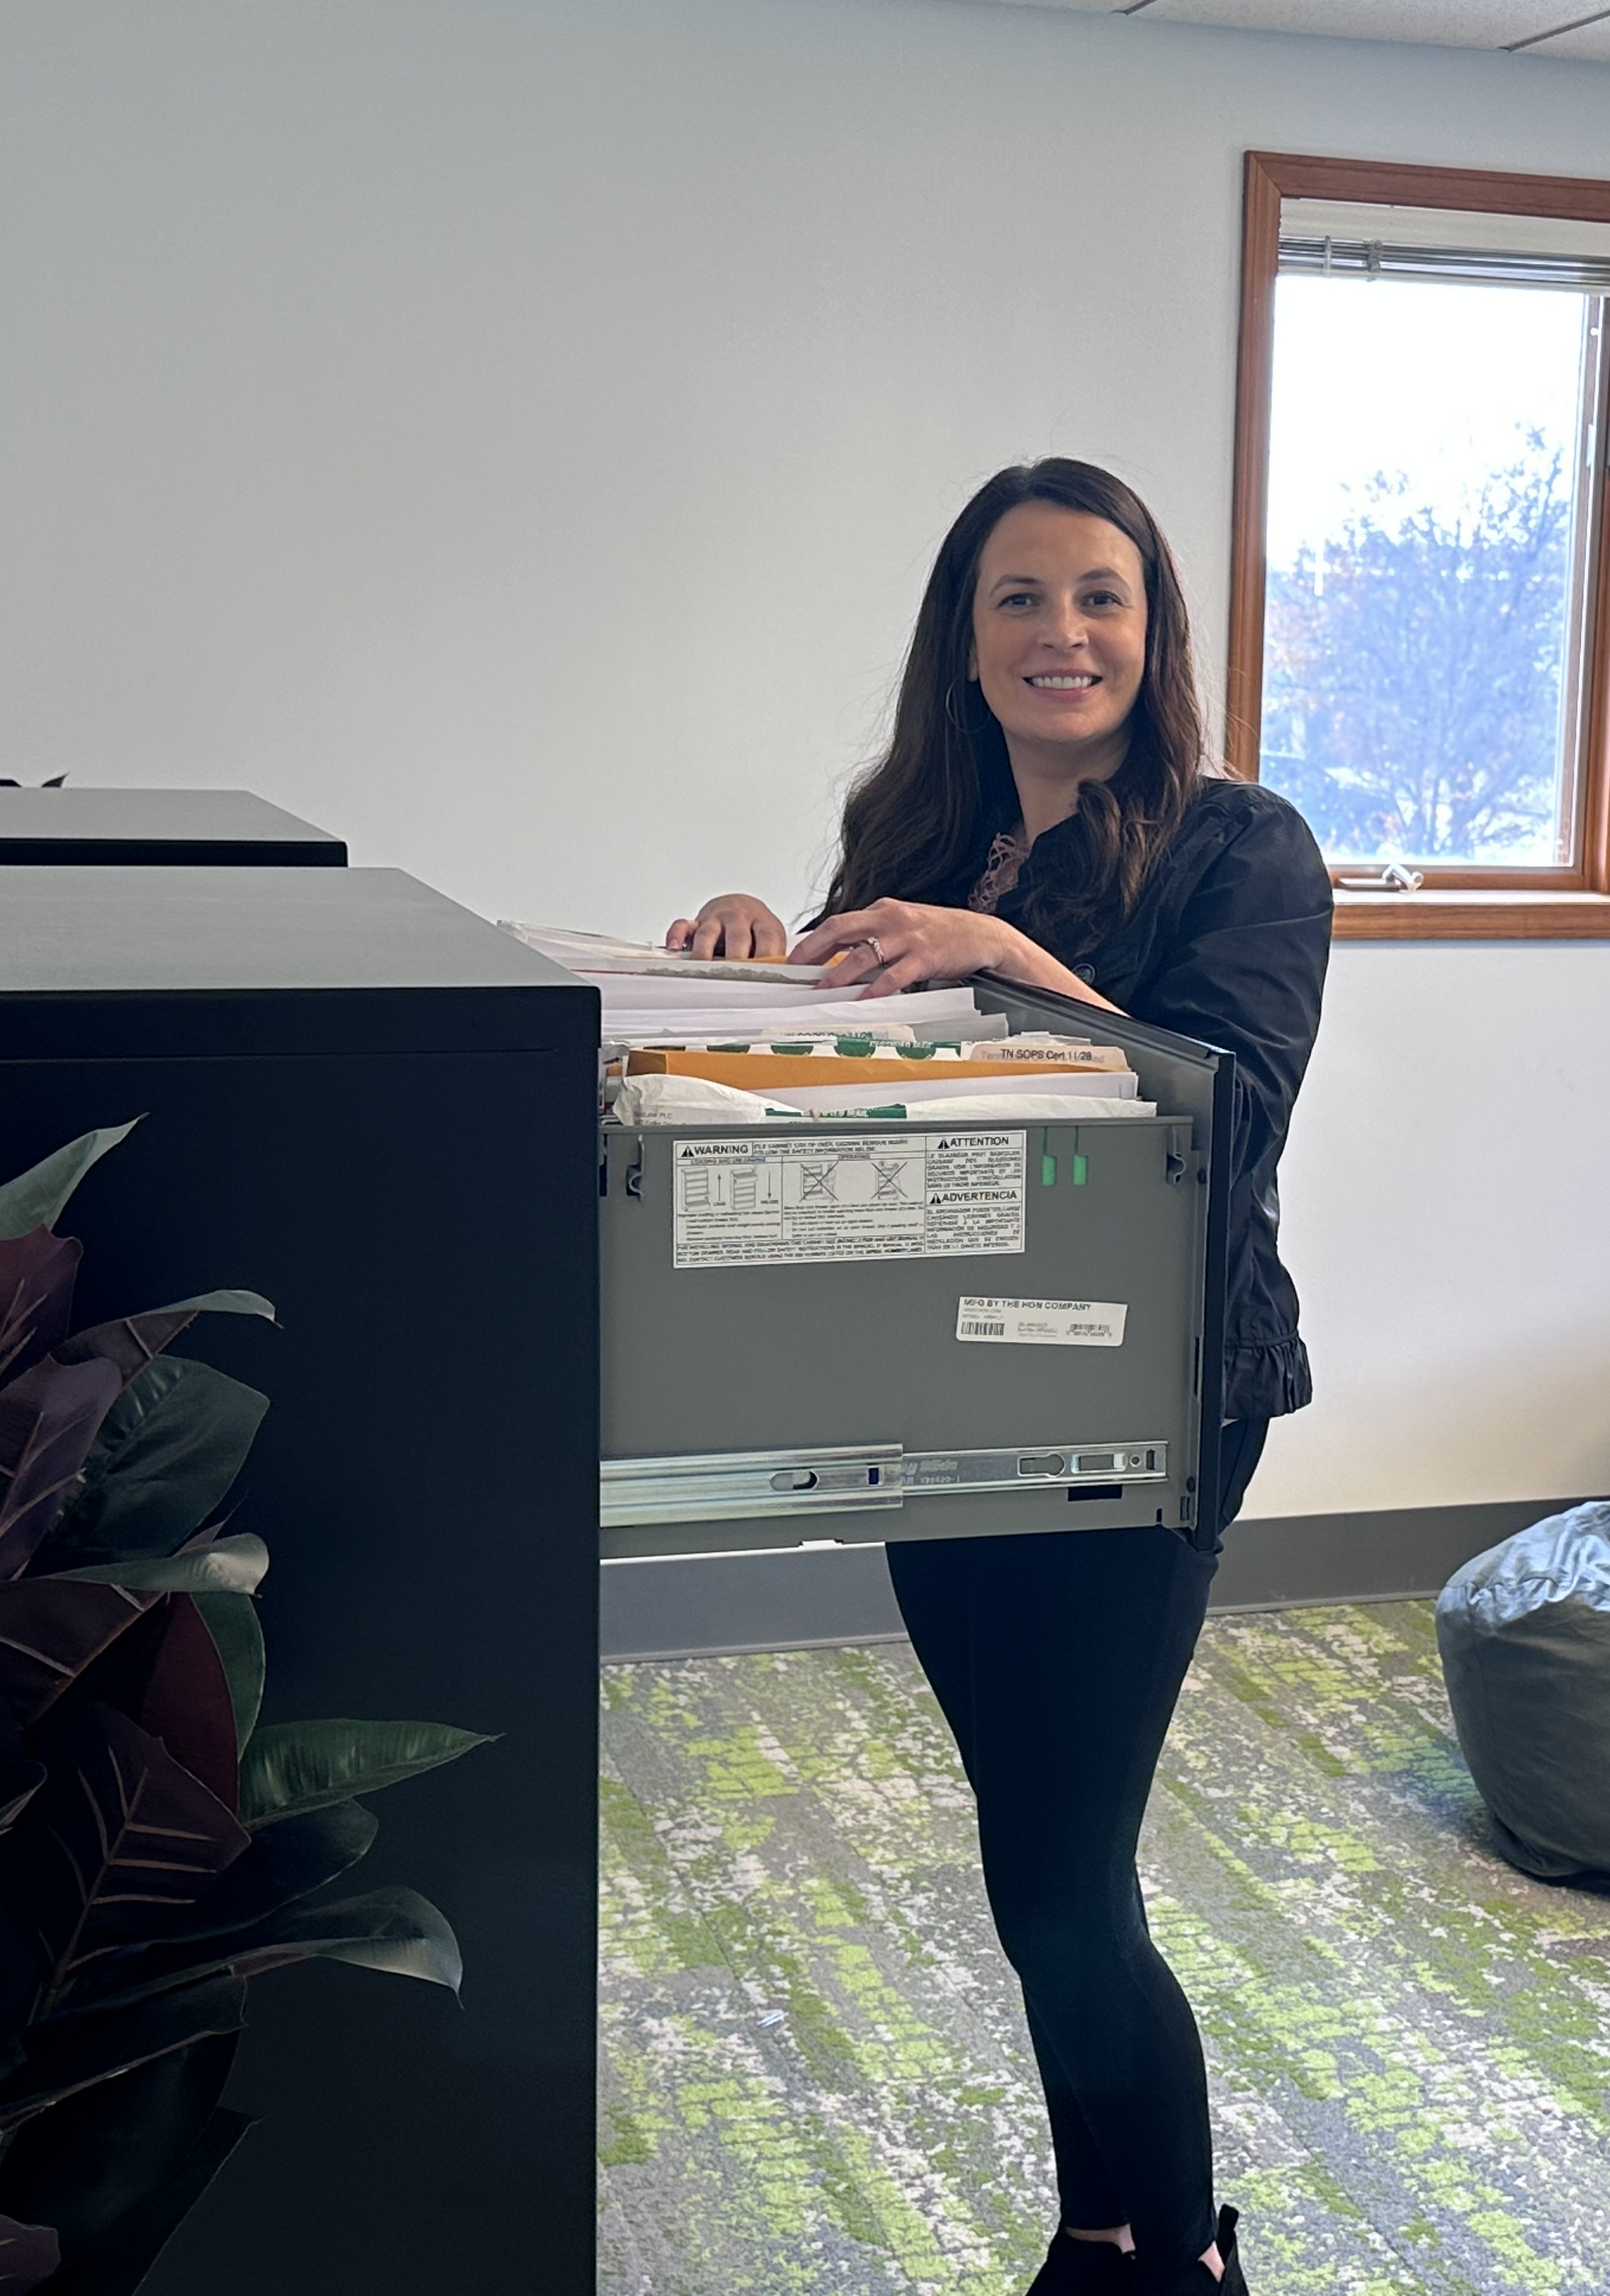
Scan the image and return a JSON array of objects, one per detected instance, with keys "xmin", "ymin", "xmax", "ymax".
[{"xmin": 600, "ymin": 1440, "xmax": 1168, "ymax": 1528}]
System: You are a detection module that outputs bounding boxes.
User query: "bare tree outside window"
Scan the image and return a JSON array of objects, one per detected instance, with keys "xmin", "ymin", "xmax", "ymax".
[
  {"xmin": 1263, "ymin": 441, "xmax": 1572, "ymax": 863},
  {"xmin": 1258, "ymin": 276, "xmax": 1596, "ymax": 869}
]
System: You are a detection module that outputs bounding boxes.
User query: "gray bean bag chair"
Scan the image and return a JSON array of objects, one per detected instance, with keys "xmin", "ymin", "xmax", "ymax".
[{"xmin": 1435, "ymin": 1501, "xmax": 1610, "ymax": 1880}]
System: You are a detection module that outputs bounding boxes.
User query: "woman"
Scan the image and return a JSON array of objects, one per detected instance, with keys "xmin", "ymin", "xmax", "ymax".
[{"xmin": 667, "ymin": 460, "xmax": 1332, "ymax": 2294}]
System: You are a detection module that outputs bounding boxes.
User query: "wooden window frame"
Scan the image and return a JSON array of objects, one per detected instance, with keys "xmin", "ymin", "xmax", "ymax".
[{"xmin": 1229, "ymin": 152, "xmax": 1610, "ymax": 943}]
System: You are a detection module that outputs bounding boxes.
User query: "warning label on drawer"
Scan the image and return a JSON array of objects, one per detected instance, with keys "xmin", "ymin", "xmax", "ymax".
[
  {"xmin": 955, "ymin": 1296, "xmax": 1128, "ymax": 1347},
  {"xmin": 671, "ymin": 1131, "xmax": 1026, "ymax": 1269}
]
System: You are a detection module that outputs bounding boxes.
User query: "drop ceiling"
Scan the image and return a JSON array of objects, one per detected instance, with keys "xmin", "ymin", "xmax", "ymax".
[{"xmin": 975, "ymin": 0, "xmax": 1610, "ymax": 62}]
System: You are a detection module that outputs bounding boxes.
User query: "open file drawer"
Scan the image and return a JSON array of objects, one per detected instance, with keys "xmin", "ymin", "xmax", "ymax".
[{"xmin": 599, "ymin": 975, "xmax": 1232, "ymax": 1559}]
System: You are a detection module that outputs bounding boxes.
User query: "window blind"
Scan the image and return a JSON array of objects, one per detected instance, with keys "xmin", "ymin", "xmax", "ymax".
[
  {"xmin": 1278, "ymin": 198, "xmax": 1610, "ymax": 294},
  {"xmin": 1278, "ymin": 238, "xmax": 1610, "ymax": 291}
]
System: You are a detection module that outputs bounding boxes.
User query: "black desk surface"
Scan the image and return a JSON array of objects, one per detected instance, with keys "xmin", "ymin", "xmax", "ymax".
[{"xmin": 0, "ymin": 787, "xmax": 347, "ymax": 865}]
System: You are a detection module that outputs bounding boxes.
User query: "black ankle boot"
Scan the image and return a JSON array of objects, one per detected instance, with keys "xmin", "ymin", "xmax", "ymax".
[
  {"xmin": 1133, "ymin": 2205, "xmax": 1247, "ymax": 2292},
  {"xmin": 1025, "ymin": 2230, "xmax": 1137, "ymax": 2292},
  {"xmin": 1215, "ymin": 2207, "xmax": 1247, "ymax": 2295}
]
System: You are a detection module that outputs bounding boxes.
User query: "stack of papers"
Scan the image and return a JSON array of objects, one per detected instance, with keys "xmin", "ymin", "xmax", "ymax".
[
  {"xmin": 500, "ymin": 924, "xmax": 838, "ymax": 984},
  {"xmin": 507, "ymin": 922, "xmax": 1155, "ymax": 1126},
  {"xmin": 501, "ymin": 922, "xmax": 997, "ymax": 1040}
]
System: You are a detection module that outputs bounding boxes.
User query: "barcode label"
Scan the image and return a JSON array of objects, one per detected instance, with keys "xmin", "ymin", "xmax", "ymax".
[{"xmin": 955, "ymin": 1296, "xmax": 1127, "ymax": 1347}]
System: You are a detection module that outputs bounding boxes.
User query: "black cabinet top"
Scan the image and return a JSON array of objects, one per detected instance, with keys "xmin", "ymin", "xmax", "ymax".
[
  {"xmin": 0, "ymin": 788, "xmax": 347, "ymax": 866},
  {"xmin": 0, "ymin": 867, "xmax": 597, "ymax": 1060}
]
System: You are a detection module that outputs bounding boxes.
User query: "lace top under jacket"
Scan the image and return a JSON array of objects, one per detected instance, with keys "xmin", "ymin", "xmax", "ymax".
[
  {"xmin": 967, "ymin": 830, "xmax": 1028, "ymax": 915},
  {"xmin": 972, "ymin": 779, "xmax": 1333, "ymax": 1424}
]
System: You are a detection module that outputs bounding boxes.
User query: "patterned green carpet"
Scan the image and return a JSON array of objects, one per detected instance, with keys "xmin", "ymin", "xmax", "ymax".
[{"xmin": 599, "ymin": 1602, "xmax": 1610, "ymax": 2295}]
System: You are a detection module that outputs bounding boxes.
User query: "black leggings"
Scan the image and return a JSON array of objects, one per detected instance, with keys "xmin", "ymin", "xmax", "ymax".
[{"xmin": 886, "ymin": 1421, "xmax": 1268, "ymax": 2273}]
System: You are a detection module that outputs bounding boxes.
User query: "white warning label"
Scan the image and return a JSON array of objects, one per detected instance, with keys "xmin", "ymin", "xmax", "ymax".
[{"xmin": 671, "ymin": 1132, "xmax": 1027, "ymax": 1270}]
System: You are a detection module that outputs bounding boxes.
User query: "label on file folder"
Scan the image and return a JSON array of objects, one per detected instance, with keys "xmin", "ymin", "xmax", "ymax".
[
  {"xmin": 955, "ymin": 1296, "xmax": 1128, "ymax": 1347},
  {"xmin": 671, "ymin": 1131, "xmax": 1026, "ymax": 1269}
]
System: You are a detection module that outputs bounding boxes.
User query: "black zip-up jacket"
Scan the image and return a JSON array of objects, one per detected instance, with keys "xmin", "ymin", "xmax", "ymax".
[{"xmin": 991, "ymin": 777, "xmax": 1333, "ymax": 1424}]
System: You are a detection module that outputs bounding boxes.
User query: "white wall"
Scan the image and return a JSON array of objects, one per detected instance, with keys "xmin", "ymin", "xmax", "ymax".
[
  {"xmin": 0, "ymin": 0, "xmax": 1606, "ymax": 1515},
  {"xmin": 1261, "ymin": 943, "xmax": 1610, "ymax": 1515}
]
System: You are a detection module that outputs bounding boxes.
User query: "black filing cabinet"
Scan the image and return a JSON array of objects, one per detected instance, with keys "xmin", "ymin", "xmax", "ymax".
[
  {"xmin": 0, "ymin": 867, "xmax": 597, "ymax": 2295},
  {"xmin": 0, "ymin": 788, "xmax": 347, "ymax": 866}
]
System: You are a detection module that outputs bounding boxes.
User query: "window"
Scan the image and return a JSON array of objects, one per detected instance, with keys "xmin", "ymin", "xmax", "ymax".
[{"xmin": 1229, "ymin": 155, "xmax": 1610, "ymax": 939}]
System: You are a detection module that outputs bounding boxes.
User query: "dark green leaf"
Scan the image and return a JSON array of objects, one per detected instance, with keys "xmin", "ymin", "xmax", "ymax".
[
  {"xmin": 55, "ymin": 1292, "xmax": 276, "ymax": 1392},
  {"xmin": 237, "ymin": 1718, "xmax": 495, "ymax": 1827},
  {"xmin": 192, "ymin": 1592, "xmax": 265, "ymax": 1753},
  {"xmin": 0, "ymin": 1359, "xmax": 123, "ymax": 1580},
  {"xmin": 0, "ymin": 2213, "xmax": 58, "ymax": 2291},
  {"xmin": 69, "ymin": 1886, "xmax": 463, "ymax": 2009},
  {"xmin": 44, "ymin": 2107, "xmax": 251, "ymax": 2296},
  {"xmin": 181, "ymin": 1802, "xmax": 378, "ymax": 1937},
  {"xmin": 77, "ymin": 1804, "xmax": 378, "ymax": 1985},
  {"xmin": 50, "ymin": 1534, "xmax": 269, "ymax": 1597},
  {"xmin": 45, "ymin": 1359, "xmax": 268, "ymax": 1571},
  {"xmin": 0, "ymin": 2031, "xmax": 237, "ymax": 2271},
  {"xmin": 62, "ymin": 1809, "xmax": 379, "ymax": 2015},
  {"xmin": 0, "ymin": 1126, "xmax": 139, "ymax": 1245},
  {"xmin": 230, "ymin": 1883, "xmax": 463, "ymax": 1989},
  {"xmin": 0, "ymin": 1229, "xmax": 82, "ymax": 1386},
  {"xmin": 0, "ymin": 1975, "xmax": 246, "ymax": 2129}
]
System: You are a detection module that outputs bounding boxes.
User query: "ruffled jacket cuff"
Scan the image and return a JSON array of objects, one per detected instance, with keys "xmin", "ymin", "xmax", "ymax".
[{"xmin": 1225, "ymin": 1332, "xmax": 1312, "ymax": 1423}]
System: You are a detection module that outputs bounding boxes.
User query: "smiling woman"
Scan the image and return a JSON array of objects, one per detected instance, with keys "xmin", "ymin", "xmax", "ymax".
[{"xmin": 665, "ymin": 458, "xmax": 1333, "ymax": 2296}]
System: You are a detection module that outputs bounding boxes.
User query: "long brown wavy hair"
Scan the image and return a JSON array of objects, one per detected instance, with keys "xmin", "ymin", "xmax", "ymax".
[{"xmin": 818, "ymin": 459, "xmax": 1212, "ymax": 960}]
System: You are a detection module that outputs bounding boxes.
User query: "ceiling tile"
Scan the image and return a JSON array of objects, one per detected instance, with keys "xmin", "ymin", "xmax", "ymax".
[
  {"xmin": 969, "ymin": 0, "xmax": 1610, "ymax": 62},
  {"xmin": 1126, "ymin": 0, "xmax": 1591, "ymax": 47},
  {"xmin": 1525, "ymin": 13, "xmax": 1610, "ymax": 55}
]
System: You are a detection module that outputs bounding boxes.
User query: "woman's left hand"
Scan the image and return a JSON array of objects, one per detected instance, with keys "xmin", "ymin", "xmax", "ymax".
[{"xmin": 788, "ymin": 900, "xmax": 1019, "ymax": 997}]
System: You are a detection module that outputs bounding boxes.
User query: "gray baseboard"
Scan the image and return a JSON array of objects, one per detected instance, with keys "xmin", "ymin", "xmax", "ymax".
[
  {"xmin": 599, "ymin": 1495, "xmax": 1598, "ymax": 1663},
  {"xmin": 604, "ymin": 1541, "xmax": 906, "ymax": 1663}
]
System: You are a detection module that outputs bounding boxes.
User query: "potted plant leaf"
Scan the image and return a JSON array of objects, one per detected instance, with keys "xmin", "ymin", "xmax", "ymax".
[{"xmin": 0, "ymin": 1122, "xmax": 490, "ymax": 2292}]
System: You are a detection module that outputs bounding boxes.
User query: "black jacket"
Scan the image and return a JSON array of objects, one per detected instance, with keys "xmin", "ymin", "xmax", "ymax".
[{"xmin": 992, "ymin": 778, "xmax": 1333, "ymax": 1424}]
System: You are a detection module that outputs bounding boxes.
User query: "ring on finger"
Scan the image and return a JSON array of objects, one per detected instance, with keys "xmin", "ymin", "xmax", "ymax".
[{"xmin": 862, "ymin": 936, "xmax": 887, "ymax": 968}]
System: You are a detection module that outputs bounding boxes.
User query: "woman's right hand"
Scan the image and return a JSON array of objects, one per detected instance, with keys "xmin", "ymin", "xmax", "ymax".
[{"xmin": 665, "ymin": 895, "xmax": 789, "ymax": 960}]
